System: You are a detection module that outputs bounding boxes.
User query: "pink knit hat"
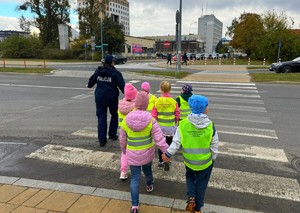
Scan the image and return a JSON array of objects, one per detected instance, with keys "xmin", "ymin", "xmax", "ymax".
[
  {"xmin": 141, "ymin": 82, "xmax": 150, "ymax": 93},
  {"xmin": 124, "ymin": 83, "xmax": 138, "ymax": 100},
  {"xmin": 135, "ymin": 91, "xmax": 149, "ymax": 110}
]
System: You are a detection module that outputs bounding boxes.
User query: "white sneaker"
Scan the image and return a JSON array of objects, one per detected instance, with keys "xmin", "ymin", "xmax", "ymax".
[{"xmin": 120, "ymin": 172, "xmax": 128, "ymax": 180}]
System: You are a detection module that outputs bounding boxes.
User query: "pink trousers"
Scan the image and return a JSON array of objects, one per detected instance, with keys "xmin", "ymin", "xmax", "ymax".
[{"xmin": 120, "ymin": 152, "xmax": 128, "ymax": 173}]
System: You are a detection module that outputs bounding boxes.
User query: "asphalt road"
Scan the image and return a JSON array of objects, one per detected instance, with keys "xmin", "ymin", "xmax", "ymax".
[{"xmin": 0, "ymin": 70, "xmax": 299, "ymax": 212}]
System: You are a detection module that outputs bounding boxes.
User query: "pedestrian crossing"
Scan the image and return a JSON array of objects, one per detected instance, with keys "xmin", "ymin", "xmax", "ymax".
[{"xmin": 25, "ymin": 80, "xmax": 300, "ymax": 211}]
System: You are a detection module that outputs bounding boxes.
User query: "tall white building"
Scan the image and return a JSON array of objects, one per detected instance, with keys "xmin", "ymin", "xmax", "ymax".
[
  {"xmin": 107, "ymin": 0, "xmax": 130, "ymax": 35},
  {"xmin": 77, "ymin": 0, "xmax": 130, "ymax": 35},
  {"xmin": 198, "ymin": 14, "xmax": 222, "ymax": 53}
]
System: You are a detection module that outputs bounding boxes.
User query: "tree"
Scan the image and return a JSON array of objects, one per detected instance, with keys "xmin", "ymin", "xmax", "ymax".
[
  {"xmin": 228, "ymin": 12, "xmax": 264, "ymax": 57},
  {"xmin": 17, "ymin": 0, "xmax": 71, "ymax": 47},
  {"xmin": 77, "ymin": 0, "xmax": 108, "ymax": 39},
  {"xmin": 258, "ymin": 10, "xmax": 300, "ymax": 62},
  {"xmin": 101, "ymin": 16, "xmax": 125, "ymax": 54}
]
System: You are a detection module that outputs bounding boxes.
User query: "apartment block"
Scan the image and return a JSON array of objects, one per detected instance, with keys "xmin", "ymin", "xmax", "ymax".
[
  {"xmin": 77, "ymin": 0, "xmax": 130, "ymax": 35},
  {"xmin": 198, "ymin": 14, "xmax": 222, "ymax": 53}
]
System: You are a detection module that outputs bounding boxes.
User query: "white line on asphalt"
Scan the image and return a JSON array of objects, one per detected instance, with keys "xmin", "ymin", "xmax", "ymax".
[
  {"xmin": 210, "ymin": 113, "xmax": 272, "ymax": 124},
  {"xmin": 216, "ymin": 124, "xmax": 278, "ymax": 139},
  {"xmin": 168, "ymin": 90, "xmax": 261, "ymax": 98},
  {"xmin": 174, "ymin": 83, "xmax": 258, "ymax": 90},
  {"xmin": 26, "ymin": 144, "xmax": 299, "ymax": 202},
  {"xmin": 210, "ymin": 104, "xmax": 267, "ymax": 112},
  {"xmin": 176, "ymin": 81, "xmax": 256, "ymax": 86},
  {"xmin": 71, "ymin": 94, "xmax": 93, "ymax": 100},
  {"xmin": 218, "ymin": 141, "xmax": 288, "ymax": 162},
  {"xmin": 0, "ymin": 142, "xmax": 27, "ymax": 145},
  {"xmin": 22, "ymin": 106, "xmax": 53, "ymax": 114},
  {"xmin": 0, "ymin": 83, "xmax": 90, "ymax": 90},
  {"xmin": 206, "ymin": 97, "xmax": 264, "ymax": 105},
  {"xmin": 128, "ymin": 80, "xmax": 140, "ymax": 83},
  {"xmin": 172, "ymin": 86, "xmax": 258, "ymax": 93}
]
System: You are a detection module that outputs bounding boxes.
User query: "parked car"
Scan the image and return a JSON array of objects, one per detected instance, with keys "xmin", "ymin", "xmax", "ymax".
[
  {"xmin": 187, "ymin": 53, "xmax": 196, "ymax": 60},
  {"xmin": 270, "ymin": 56, "xmax": 300, "ymax": 73},
  {"xmin": 195, "ymin": 53, "xmax": 209, "ymax": 60},
  {"xmin": 156, "ymin": 53, "xmax": 168, "ymax": 59},
  {"xmin": 112, "ymin": 54, "xmax": 127, "ymax": 64}
]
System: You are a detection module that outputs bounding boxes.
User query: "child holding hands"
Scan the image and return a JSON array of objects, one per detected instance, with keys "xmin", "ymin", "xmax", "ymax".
[{"xmin": 162, "ymin": 95, "xmax": 219, "ymax": 213}]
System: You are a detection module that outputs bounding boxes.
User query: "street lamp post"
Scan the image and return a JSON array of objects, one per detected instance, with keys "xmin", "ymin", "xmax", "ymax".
[{"xmin": 189, "ymin": 21, "xmax": 197, "ymax": 35}]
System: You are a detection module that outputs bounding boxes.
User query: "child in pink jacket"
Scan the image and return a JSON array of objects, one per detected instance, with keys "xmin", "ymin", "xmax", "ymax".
[
  {"xmin": 118, "ymin": 83, "xmax": 138, "ymax": 180},
  {"xmin": 120, "ymin": 91, "xmax": 169, "ymax": 213}
]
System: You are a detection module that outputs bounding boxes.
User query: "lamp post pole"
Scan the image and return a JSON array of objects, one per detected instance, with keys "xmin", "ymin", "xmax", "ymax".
[
  {"xmin": 101, "ymin": 19, "xmax": 104, "ymax": 60},
  {"xmin": 176, "ymin": 0, "xmax": 182, "ymax": 73}
]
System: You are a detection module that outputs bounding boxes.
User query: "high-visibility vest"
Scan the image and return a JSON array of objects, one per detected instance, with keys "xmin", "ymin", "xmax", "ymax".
[
  {"xmin": 155, "ymin": 97, "xmax": 176, "ymax": 127},
  {"xmin": 178, "ymin": 96, "xmax": 190, "ymax": 120},
  {"xmin": 121, "ymin": 119, "xmax": 154, "ymax": 151},
  {"xmin": 146, "ymin": 94, "xmax": 157, "ymax": 112},
  {"xmin": 179, "ymin": 119, "xmax": 213, "ymax": 171},
  {"xmin": 118, "ymin": 110, "xmax": 126, "ymax": 127}
]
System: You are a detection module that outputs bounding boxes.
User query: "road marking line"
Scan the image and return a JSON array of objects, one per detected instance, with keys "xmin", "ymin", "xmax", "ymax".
[
  {"xmin": 218, "ymin": 141, "xmax": 288, "ymax": 162},
  {"xmin": 163, "ymin": 90, "xmax": 261, "ymax": 98},
  {"xmin": 73, "ymin": 127, "xmax": 280, "ymax": 160},
  {"xmin": 210, "ymin": 113, "xmax": 272, "ymax": 124},
  {"xmin": 0, "ymin": 83, "xmax": 90, "ymax": 90},
  {"xmin": 217, "ymin": 124, "xmax": 278, "ymax": 139},
  {"xmin": 176, "ymin": 81, "xmax": 256, "ymax": 86},
  {"xmin": 172, "ymin": 86, "xmax": 258, "ymax": 93},
  {"xmin": 26, "ymin": 144, "xmax": 300, "ymax": 202},
  {"xmin": 71, "ymin": 94, "xmax": 93, "ymax": 100},
  {"xmin": 0, "ymin": 142, "xmax": 27, "ymax": 145}
]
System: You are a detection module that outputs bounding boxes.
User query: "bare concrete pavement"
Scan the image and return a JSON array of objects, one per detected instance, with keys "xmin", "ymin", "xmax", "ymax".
[{"xmin": 152, "ymin": 62, "xmax": 251, "ymax": 83}]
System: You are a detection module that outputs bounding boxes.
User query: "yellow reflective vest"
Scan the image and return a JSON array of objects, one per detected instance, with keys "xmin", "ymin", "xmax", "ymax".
[
  {"xmin": 146, "ymin": 94, "xmax": 157, "ymax": 113},
  {"xmin": 121, "ymin": 120, "xmax": 155, "ymax": 151},
  {"xmin": 155, "ymin": 97, "xmax": 176, "ymax": 127},
  {"xmin": 178, "ymin": 96, "xmax": 190, "ymax": 120},
  {"xmin": 179, "ymin": 119, "xmax": 213, "ymax": 171},
  {"xmin": 118, "ymin": 110, "xmax": 126, "ymax": 127}
]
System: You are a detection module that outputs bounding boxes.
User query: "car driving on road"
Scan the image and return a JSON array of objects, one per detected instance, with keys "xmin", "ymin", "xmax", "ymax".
[{"xmin": 270, "ymin": 56, "xmax": 300, "ymax": 73}]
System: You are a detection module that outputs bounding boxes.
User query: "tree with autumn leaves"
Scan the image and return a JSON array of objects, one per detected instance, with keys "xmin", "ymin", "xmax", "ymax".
[{"xmin": 226, "ymin": 10, "xmax": 300, "ymax": 62}]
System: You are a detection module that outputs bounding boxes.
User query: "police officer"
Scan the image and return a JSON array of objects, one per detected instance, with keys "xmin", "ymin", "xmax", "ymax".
[{"xmin": 87, "ymin": 55, "xmax": 125, "ymax": 147}]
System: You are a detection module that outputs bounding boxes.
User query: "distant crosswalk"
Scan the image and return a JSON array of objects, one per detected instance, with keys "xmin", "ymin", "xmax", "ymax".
[{"xmin": 26, "ymin": 80, "xmax": 300, "ymax": 211}]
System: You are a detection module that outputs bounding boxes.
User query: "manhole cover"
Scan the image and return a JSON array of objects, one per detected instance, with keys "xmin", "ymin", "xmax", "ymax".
[{"xmin": 291, "ymin": 158, "xmax": 300, "ymax": 172}]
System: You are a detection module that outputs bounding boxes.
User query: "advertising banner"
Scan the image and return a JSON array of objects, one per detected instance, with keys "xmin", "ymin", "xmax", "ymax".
[{"xmin": 132, "ymin": 43, "xmax": 143, "ymax": 53}]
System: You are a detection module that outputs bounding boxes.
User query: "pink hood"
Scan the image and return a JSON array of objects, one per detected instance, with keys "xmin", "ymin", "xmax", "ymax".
[
  {"xmin": 118, "ymin": 99, "xmax": 135, "ymax": 115},
  {"xmin": 120, "ymin": 110, "xmax": 169, "ymax": 166}
]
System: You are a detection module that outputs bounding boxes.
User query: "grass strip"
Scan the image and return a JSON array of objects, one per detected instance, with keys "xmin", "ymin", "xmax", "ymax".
[
  {"xmin": 0, "ymin": 67, "xmax": 52, "ymax": 74},
  {"xmin": 250, "ymin": 73, "xmax": 300, "ymax": 83},
  {"xmin": 134, "ymin": 70, "xmax": 190, "ymax": 79}
]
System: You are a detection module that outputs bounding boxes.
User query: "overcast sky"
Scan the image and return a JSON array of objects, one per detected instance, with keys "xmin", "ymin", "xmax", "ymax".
[{"xmin": 0, "ymin": 0, "xmax": 299, "ymax": 37}]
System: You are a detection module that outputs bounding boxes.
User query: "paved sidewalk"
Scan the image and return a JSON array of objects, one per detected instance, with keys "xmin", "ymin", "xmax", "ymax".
[
  {"xmin": 0, "ymin": 176, "xmax": 261, "ymax": 213},
  {"xmin": 151, "ymin": 62, "xmax": 251, "ymax": 83}
]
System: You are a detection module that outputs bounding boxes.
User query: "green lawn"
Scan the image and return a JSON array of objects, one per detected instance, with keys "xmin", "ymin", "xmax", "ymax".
[
  {"xmin": 249, "ymin": 73, "xmax": 300, "ymax": 83},
  {"xmin": 0, "ymin": 67, "xmax": 52, "ymax": 74}
]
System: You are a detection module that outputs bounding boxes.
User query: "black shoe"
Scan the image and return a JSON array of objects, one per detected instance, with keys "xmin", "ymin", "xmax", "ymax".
[
  {"xmin": 99, "ymin": 141, "xmax": 107, "ymax": 147},
  {"xmin": 163, "ymin": 162, "xmax": 170, "ymax": 171},
  {"xmin": 108, "ymin": 135, "xmax": 118, "ymax": 141}
]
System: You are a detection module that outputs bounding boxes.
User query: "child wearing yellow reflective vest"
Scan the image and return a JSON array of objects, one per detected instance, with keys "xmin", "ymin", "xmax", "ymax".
[
  {"xmin": 162, "ymin": 95, "xmax": 219, "ymax": 213},
  {"xmin": 120, "ymin": 91, "xmax": 169, "ymax": 213},
  {"xmin": 176, "ymin": 84, "xmax": 193, "ymax": 120},
  {"xmin": 118, "ymin": 83, "xmax": 138, "ymax": 180},
  {"xmin": 152, "ymin": 81, "xmax": 180, "ymax": 169},
  {"xmin": 141, "ymin": 81, "xmax": 157, "ymax": 113}
]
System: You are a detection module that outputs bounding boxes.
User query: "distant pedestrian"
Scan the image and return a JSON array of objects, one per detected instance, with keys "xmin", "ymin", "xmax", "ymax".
[
  {"xmin": 87, "ymin": 55, "xmax": 125, "ymax": 147},
  {"xmin": 120, "ymin": 91, "xmax": 169, "ymax": 213},
  {"xmin": 162, "ymin": 95, "xmax": 219, "ymax": 213},
  {"xmin": 183, "ymin": 52, "xmax": 188, "ymax": 65},
  {"xmin": 167, "ymin": 53, "xmax": 172, "ymax": 65}
]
